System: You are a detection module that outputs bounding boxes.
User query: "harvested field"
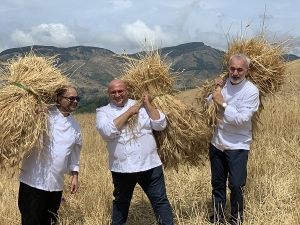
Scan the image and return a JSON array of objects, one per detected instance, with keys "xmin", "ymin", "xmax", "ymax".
[{"xmin": 1, "ymin": 59, "xmax": 300, "ymax": 224}]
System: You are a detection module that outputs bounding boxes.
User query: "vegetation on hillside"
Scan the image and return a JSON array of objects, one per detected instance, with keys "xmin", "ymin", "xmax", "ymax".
[
  {"xmin": 0, "ymin": 43, "xmax": 230, "ymax": 101},
  {"xmin": 76, "ymin": 95, "xmax": 109, "ymax": 113}
]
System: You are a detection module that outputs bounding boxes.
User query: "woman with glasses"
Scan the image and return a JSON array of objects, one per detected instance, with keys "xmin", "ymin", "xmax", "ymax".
[{"xmin": 18, "ymin": 86, "xmax": 82, "ymax": 225}]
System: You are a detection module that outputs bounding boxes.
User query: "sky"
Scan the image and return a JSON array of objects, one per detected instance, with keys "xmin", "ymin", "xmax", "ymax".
[{"xmin": 1, "ymin": 0, "xmax": 300, "ymax": 55}]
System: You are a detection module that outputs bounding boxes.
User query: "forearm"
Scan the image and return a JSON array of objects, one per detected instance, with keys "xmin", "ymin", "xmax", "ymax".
[
  {"xmin": 223, "ymin": 107, "xmax": 255, "ymax": 125},
  {"xmin": 113, "ymin": 110, "xmax": 133, "ymax": 130},
  {"xmin": 144, "ymin": 102, "xmax": 160, "ymax": 120}
]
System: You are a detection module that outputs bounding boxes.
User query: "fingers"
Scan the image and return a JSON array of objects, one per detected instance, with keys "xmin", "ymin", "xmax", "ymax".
[
  {"xmin": 70, "ymin": 184, "xmax": 78, "ymax": 194},
  {"xmin": 214, "ymin": 77, "xmax": 225, "ymax": 87},
  {"xmin": 142, "ymin": 92, "xmax": 151, "ymax": 102}
]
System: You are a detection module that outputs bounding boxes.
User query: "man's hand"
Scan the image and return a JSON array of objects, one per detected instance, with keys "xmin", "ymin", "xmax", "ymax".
[
  {"xmin": 142, "ymin": 92, "xmax": 160, "ymax": 120},
  {"xmin": 212, "ymin": 87, "xmax": 225, "ymax": 107},
  {"xmin": 113, "ymin": 103, "xmax": 140, "ymax": 130},
  {"xmin": 142, "ymin": 92, "xmax": 152, "ymax": 105},
  {"xmin": 127, "ymin": 104, "xmax": 140, "ymax": 116},
  {"xmin": 214, "ymin": 76, "xmax": 226, "ymax": 88}
]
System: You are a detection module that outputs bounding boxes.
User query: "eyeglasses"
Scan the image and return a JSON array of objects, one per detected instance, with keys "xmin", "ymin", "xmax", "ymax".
[
  {"xmin": 109, "ymin": 90, "xmax": 125, "ymax": 96},
  {"xmin": 61, "ymin": 96, "xmax": 81, "ymax": 102}
]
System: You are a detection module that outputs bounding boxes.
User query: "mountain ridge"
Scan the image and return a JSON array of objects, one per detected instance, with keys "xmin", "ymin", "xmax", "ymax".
[{"xmin": 0, "ymin": 42, "xmax": 298, "ymax": 105}]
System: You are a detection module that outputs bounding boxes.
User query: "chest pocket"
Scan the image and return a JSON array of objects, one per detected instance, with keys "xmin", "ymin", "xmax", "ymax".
[{"xmin": 233, "ymin": 99, "xmax": 243, "ymax": 110}]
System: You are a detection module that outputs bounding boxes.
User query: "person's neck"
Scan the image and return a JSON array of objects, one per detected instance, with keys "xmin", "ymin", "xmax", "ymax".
[
  {"xmin": 112, "ymin": 100, "xmax": 128, "ymax": 108},
  {"xmin": 57, "ymin": 105, "xmax": 70, "ymax": 117}
]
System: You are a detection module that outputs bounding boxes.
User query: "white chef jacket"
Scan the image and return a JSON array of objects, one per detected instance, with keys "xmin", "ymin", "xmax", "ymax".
[
  {"xmin": 208, "ymin": 78, "xmax": 260, "ymax": 151},
  {"xmin": 19, "ymin": 106, "xmax": 82, "ymax": 192},
  {"xmin": 96, "ymin": 99, "xmax": 166, "ymax": 173}
]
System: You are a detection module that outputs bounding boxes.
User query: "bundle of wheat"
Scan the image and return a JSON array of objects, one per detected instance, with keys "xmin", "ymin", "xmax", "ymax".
[
  {"xmin": 152, "ymin": 94, "xmax": 211, "ymax": 169},
  {"xmin": 197, "ymin": 31, "xmax": 290, "ymax": 129},
  {"xmin": 120, "ymin": 50, "xmax": 174, "ymax": 99},
  {"xmin": 0, "ymin": 51, "xmax": 71, "ymax": 168},
  {"xmin": 119, "ymin": 49, "xmax": 210, "ymax": 169},
  {"xmin": 225, "ymin": 33, "xmax": 288, "ymax": 96}
]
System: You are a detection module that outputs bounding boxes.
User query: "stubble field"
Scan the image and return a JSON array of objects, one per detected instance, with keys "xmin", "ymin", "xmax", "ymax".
[{"xmin": 1, "ymin": 60, "xmax": 300, "ymax": 225}]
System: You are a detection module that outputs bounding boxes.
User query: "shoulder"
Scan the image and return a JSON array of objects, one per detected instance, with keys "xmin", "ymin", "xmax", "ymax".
[
  {"xmin": 245, "ymin": 80, "xmax": 259, "ymax": 93},
  {"xmin": 128, "ymin": 99, "xmax": 137, "ymax": 105},
  {"xmin": 96, "ymin": 103, "xmax": 111, "ymax": 112}
]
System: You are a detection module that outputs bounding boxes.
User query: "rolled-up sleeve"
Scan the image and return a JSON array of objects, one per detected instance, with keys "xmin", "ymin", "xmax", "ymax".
[
  {"xmin": 68, "ymin": 127, "xmax": 82, "ymax": 175},
  {"xmin": 96, "ymin": 107, "xmax": 120, "ymax": 139},
  {"xmin": 150, "ymin": 110, "xmax": 167, "ymax": 131},
  {"xmin": 69, "ymin": 144, "xmax": 81, "ymax": 174}
]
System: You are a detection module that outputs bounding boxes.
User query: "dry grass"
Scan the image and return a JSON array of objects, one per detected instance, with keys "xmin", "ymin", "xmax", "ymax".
[
  {"xmin": 1, "ymin": 60, "xmax": 300, "ymax": 224},
  {"xmin": 0, "ymin": 52, "xmax": 71, "ymax": 168}
]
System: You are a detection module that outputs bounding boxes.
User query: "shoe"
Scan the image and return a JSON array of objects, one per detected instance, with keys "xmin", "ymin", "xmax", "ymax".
[{"xmin": 209, "ymin": 215, "xmax": 225, "ymax": 224}]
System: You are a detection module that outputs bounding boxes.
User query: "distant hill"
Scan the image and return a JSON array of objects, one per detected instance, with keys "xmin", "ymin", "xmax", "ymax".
[
  {"xmin": 0, "ymin": 43, "xmax": 225, "ymax": 100},
  {"xmin": 0, "ymin": 43, "xmax": 299, "ymax": 108}
]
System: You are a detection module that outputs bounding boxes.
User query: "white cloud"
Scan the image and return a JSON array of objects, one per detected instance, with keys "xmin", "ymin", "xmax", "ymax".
[
  {"xmin": 10, "ymin": 29, "xmax": 33, "ymax": 46},
  {"xmin": 1, "ymin": 0, "xmax": 300, "ymax": 56},
  {"xmin": 10, "ymin": 23, "xmax": 77, "ymax": 47},
  {"xmin": 121, "ymin": 20, "xmax": 178, "ymax": 49}
]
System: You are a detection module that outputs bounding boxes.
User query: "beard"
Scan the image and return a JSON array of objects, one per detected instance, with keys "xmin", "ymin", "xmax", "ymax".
[{"xmin": 230, "ymin": 75, "xmax": 245, "ymax": 85}]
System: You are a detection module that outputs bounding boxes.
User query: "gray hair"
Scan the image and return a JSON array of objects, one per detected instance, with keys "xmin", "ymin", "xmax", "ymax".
[{"xmin": 229, "ymin": 54, "xmax": 251, "ymax": 68}]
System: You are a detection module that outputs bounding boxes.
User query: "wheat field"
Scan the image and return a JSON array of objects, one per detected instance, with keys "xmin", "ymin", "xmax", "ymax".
[{"xmin": 1, "ymin": 60, "xmax": 300, "ymax": 225}]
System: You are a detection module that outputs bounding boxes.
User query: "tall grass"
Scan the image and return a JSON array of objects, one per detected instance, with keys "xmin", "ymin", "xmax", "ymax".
[{"xmin": 1, "ymin": 61, "xmax": 300, "ymax": 224}]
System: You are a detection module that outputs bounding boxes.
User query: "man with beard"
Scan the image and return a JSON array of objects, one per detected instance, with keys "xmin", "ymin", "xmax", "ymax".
[{"xmin": 208, "ymin": 54, "xmax": 260, "ymax": 225}]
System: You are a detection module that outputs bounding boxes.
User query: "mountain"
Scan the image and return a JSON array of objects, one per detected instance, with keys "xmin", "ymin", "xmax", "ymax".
[
  {"xmin": 0, "ymin": 43, "xmax": 225, "ymax": 100},
  {"xmin": 0, "ymin": 43, "xmax": 299, "ymax": 105},
  {"xmin": 0, "ymin": 45, "xmax": 118, "ymax": 102}
]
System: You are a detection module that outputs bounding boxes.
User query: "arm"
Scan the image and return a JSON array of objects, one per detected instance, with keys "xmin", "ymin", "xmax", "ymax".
[
  {"xmin": 142, "ymin": 92, "xmax": 160, "ymax": 120},
  {"xmin": 96, "ymin": 104, "xmax": 140, "ymax": 136},
  {"xmin": 141, "ymin": 92, "xmax": 166, "ymax": 131},
  {"xmin": 69, "ymin": 128, "xmax": 82, "ymax": 194},
  {"xmin": 223, "ymin": 90, "xmax": 260, "ymax": 126},
  {"xmin": 96, "ymin": 107, "xmax": 121, "ymax": 138},
  {"xmin": 113, "ymin": 104, "xmax": 140, "ymax": 130}
]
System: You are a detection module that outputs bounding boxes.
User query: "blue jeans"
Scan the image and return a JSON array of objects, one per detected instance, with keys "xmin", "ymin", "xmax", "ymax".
[
  {"xmin": 209, "ymin": 144, "xmax": 249, "ymax": 222},
  {"xmin": 111, "ymin": 165, "xmax": 174, "ymax": 225}
]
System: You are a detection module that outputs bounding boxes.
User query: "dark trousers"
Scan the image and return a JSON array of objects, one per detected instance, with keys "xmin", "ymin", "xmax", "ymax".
[
  {"xmin": 18, "ymin": 182, "xmax": 63, "ymax": 225},
  {"xmin": 111, "ymin": 165, "xmax": 174, "ymax": 225},
  {"xmin": 209, "ymin": 144, "xmax": 249, "ymax": 222}
]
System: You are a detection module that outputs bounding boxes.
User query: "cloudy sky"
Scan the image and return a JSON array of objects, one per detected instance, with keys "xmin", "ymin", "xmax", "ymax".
[{"xmin": 1, "ymin": 0, "xmax": 300, "ymax": 55}]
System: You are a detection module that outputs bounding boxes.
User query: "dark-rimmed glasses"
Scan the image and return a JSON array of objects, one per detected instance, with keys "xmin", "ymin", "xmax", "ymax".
[{"xmin": 61, "ymin": 96, "xmax": 81, "ymax": 102}]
